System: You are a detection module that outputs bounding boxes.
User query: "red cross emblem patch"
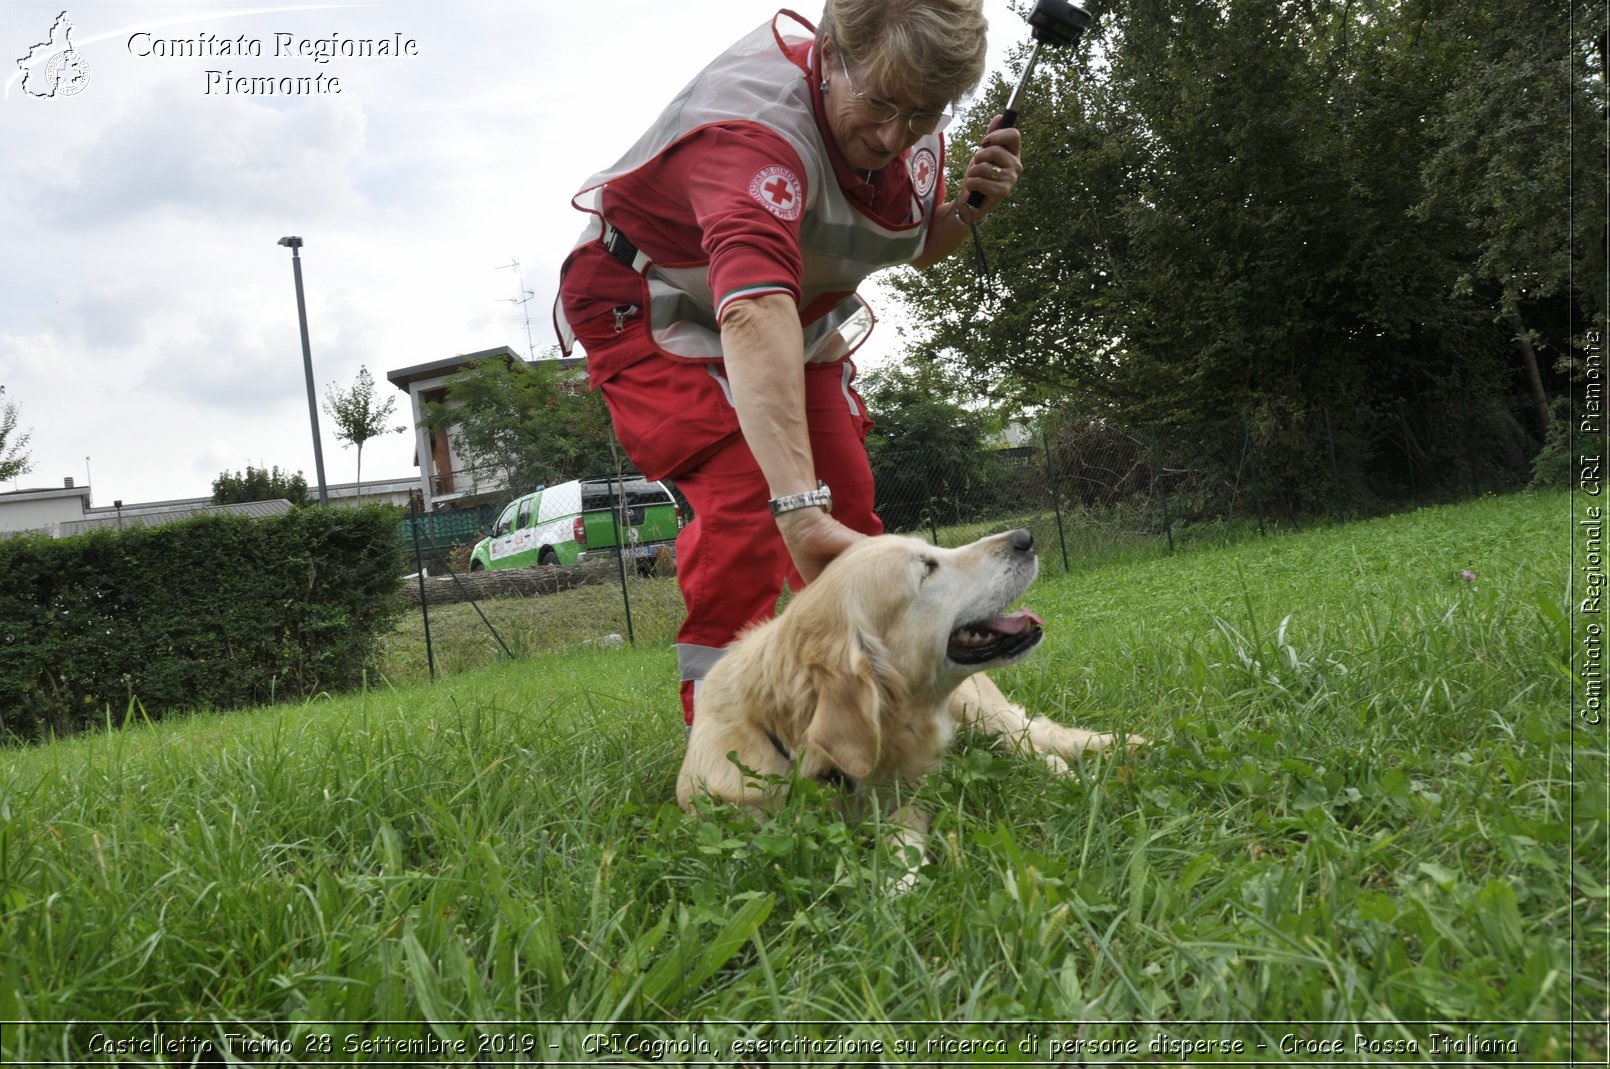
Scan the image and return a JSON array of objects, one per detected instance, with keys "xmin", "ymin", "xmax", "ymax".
[
  {"xmin": 748, "ymin": 165, "xmax": 803, "ymax": 221},
  {"xmin": 909, "ymin": 148, "xmax": 938, "ymax": 198}
]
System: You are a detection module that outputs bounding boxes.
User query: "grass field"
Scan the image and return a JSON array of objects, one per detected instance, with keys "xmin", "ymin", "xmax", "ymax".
[{"xmin": 0, "ymin": 490, "xmax": 1600, "ymax": 1064}]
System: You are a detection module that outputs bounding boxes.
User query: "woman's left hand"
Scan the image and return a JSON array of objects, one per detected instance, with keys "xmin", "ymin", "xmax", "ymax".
[{"xmin": 960, "ymin": 114, "xmax": 1023, "ymax": 218}]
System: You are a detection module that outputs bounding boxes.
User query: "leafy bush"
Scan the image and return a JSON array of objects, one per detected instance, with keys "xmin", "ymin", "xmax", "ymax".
[
  {"xmin": 0, "ymin": 506, "xmax": 404, "ymax": 740},
  {"xmin": 1529, "ymin": 396, "xmax": 1586, "ymax": 489}
]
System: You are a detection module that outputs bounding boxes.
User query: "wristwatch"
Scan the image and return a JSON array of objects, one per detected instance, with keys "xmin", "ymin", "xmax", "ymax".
[{"xmin": 768, "ymin": 481, "xmax": 833, "ymax": 516}]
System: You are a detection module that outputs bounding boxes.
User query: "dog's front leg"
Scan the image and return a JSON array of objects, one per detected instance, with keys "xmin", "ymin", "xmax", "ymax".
[
  {"xmin": 884, "ymin": 803, "xmax": 930, "ymax": 896},
  {"xmin": 949, "ymin": 674, "xmax": 1141, "ymax": 771}
]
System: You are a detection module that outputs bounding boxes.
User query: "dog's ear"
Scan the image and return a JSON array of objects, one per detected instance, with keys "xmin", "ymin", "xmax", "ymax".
[
  {"xmin": 803, "ymin": 630, "xmax": 886, "ymax": 781},
  {"xmin": 804, "ymin": 666, "xmax": 879, "ymax": 781}
]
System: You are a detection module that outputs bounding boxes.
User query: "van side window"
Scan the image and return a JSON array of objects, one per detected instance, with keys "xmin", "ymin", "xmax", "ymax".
[
  {"xmin": 517, "ymin": 497, "xmax": 535, "ymax": 529},
  {"xmin": 493, "ymin": 502, "xmax": 517, "ymax": 538}
]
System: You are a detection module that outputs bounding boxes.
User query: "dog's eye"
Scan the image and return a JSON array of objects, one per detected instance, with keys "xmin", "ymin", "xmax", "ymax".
[{"xmin": 921, "ymin": 557, "xmax": 939, "ymax": 578}]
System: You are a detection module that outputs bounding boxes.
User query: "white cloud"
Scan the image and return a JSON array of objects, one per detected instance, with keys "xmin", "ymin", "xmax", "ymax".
[{"xmin": 2, "ymin": 0, "xmax": 1028, "ymax": 503}]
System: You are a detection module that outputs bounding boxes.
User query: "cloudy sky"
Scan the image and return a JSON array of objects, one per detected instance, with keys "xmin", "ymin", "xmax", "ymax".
[{"xmin": 2, "ymin": 1, "xmax": 1027, "ymax": 506}]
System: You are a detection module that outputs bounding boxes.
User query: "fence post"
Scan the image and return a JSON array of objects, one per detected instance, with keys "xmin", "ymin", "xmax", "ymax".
[
  {"xmin": 1241, "ymin": 412, "xmax": 1268, "ymax": 537},
  {"xmin": 609, "ymin": 458, "xmax": 637, "ymax": 646},
  {"xmin": 1399, "ymin": 401, "xmax": 1420, "ymax": 510},
  {"xmin": 1041, "ymin": 426, "xmax": 1071, "ymax": 572},
  {"xmin": 1458, "ymin": 398, "xmax": 1479, "ymax": 498},
  {"xmin": 1322, "ymin": 407, "xmax": 1342, "ymax": 517},
  {"xmin": 1149, "ymin": 426, "xmax": 1175, "ymax": 553},
  {"xmin": 919, "ymin": 447, "xmax": 940, "ymax": 547},
  {"xmin": 408, "ymin": 497, "xmax": 437, "ymax": 683}
]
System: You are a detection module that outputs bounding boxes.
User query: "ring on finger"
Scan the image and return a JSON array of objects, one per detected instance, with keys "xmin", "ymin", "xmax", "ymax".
[{"xmin": 989, "ymin": 164, "xmax": 1004, "ymax": 181}]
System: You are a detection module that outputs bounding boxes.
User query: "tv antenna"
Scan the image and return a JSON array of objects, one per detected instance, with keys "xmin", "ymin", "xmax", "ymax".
[{"xmin": 495, "ymin": 259, "xmax": 537, "ymax": 359}]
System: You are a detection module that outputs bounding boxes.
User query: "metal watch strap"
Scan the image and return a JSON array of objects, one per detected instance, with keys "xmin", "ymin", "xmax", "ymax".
[{"xmin": 768, "ymin": 481, "xmax": 833, "ymax": 516}]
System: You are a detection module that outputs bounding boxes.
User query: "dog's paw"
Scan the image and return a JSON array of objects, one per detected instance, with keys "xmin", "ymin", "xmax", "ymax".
[
  {"xmin": 886, "ymin": 867, "xmax": 922, "ymax": 897},
  {"xmin": 1034, "ymin": 725, "xmax": 1150, "ymax": 762},
  {"xmin": 1084, "ymin": 731, "xmax": 1151, "ymax": 756}
]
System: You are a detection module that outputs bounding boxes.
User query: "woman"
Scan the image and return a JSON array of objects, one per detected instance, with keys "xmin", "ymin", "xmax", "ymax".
[{"xmin": 556, "ymin": 0, "xmax": 1023, "ymax": 725}]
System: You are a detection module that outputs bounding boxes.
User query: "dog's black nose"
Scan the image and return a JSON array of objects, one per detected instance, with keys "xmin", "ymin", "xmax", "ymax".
[{"xmin": 1009, "ymin": 528, "xmax": 1034, "ymax": 554}]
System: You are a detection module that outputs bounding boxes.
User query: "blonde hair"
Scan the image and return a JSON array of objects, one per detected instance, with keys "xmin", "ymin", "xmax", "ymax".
[{"xmin": 817, "ymin": 0, "xmax": 989, "ymax": 108}]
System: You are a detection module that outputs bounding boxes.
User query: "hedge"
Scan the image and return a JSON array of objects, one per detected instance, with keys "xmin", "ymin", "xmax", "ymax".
[{"xmin": 0, "ymin": 506, "xmax": 404, "ymax": 740}]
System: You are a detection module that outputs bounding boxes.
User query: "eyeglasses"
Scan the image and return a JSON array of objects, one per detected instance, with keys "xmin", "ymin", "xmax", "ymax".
[{"xmin": 834, "ymin": 50, "xmax": 952, "ymax": 136}]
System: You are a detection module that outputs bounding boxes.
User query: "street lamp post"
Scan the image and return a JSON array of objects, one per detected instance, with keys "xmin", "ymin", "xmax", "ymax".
[{"xmin": 277, "ymin": 236, "xmax": 329, "ymax": 506}]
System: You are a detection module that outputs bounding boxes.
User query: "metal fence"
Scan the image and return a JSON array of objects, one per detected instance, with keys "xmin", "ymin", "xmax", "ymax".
[
  {"xmin": 874, "ymin": 396, "xmax": 1546, "ymax": 570},
  {"xmin": 391, "ymin": 396, "xmax": 1548, "ymax": 678},
  {"xmin": 399, "ymin": 503, "xmax": 497, "ymax": 574}
]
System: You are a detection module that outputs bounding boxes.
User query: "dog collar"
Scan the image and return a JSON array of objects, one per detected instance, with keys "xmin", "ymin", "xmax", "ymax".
[{"xmin": 765, "ymin": 728, "xmax": 855, "ymax": 789}]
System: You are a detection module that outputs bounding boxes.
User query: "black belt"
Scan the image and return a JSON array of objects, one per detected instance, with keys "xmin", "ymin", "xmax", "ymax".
[{"xmin": 765, "ymin": 728, "xmax": 855, "ymax": 790}]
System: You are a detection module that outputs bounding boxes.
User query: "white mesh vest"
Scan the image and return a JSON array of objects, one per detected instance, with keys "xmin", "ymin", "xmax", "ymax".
[{"xmin": 557, "ymin": 10, "xmax": 943, "ymax": 364}]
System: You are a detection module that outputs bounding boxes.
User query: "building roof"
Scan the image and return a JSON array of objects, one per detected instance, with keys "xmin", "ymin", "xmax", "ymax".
[
  {"xmin": 65, "ymin": 477, "xmax": 412, "ymax": 521},
  {"xmin": 386, "ymin": 347, "xmax": 585, "ymax": 391},
  {"xmin": 0, "ymin": 483, "xmax": 92, "ymax": 505},
  {"xmin": 62, "ymin": 498, "xmax": 294, "ymax": 536},
  {"xmin": 387, "ymin": 346, "xmax": 518, "ymax": 390}
]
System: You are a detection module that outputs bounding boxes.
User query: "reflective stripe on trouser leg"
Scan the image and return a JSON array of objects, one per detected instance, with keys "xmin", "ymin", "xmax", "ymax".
[{"xmin": 677, "ymin": 643, "xmax": 728, "ymax": 728}]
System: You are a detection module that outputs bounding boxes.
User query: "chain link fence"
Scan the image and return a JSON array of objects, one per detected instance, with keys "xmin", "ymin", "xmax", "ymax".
[
  {"xmin": 874, "ymin": 396, "xmax": 1545, "ymax": 567},
  {"xmin": 384, "ymin": 397, "xmax": 1548, "ymax": 681}
]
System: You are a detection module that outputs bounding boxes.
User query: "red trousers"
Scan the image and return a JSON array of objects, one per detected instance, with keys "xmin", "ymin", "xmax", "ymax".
[{"xmin": 589, "ymin": 340, "xmax": 882, "ymax": 725}]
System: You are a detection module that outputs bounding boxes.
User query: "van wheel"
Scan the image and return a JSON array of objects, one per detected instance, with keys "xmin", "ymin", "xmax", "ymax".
[
  {"xmin": 539, "ymin": 547, "xmax": 559, "ymax": 567},
  {"xmin": 469, "ymin": 560, "xmax": 484, "ymax": 572}
]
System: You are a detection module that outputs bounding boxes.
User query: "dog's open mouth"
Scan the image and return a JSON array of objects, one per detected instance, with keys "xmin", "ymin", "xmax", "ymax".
[{"xmin": 947, "ymin": 608, "xmax": 1045, "ymax": 665}]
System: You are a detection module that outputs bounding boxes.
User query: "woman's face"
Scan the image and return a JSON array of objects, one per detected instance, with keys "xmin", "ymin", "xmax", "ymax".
[{"xmin": 821, "ymin": 43, "xmax": 949, "ymax": 173}]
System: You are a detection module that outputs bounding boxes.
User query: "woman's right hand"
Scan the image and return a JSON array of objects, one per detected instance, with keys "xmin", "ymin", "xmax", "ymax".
[{"xmin": 774, "ymin": 506, "xmax": 866, "ymax": 585}]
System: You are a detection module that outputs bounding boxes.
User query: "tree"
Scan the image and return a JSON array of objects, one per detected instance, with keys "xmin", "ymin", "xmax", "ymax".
[
  {"xmin": 860, "ymin": 361, "xmax": 1008, "ymax": 532},
  {"xmin": 212, "ymin": 465, "xmax": 311, "ymax": 506},
  {"xmin": 1413, "ymin": 0, "xmax": 1606, "ymax": 433},
  {"xmin": 323, "ymin": 366, "xmax": 405, "ymax": 502},
  {"xmin": 883, "ymin": 0, "xmax": 1589, "ymax": 425},
  {"xmin": 0, "ymin": 386, "xmax": 33, "ymax": 485},
  {"xmin": 422, "ymin": 352, "xmax": 614, "ymax": 498}
]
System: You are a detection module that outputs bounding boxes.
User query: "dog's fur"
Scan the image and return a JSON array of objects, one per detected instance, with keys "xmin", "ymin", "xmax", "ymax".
[{"xmin": 678, "ymin": 529, "xmax": 1134, "ymax": 889}]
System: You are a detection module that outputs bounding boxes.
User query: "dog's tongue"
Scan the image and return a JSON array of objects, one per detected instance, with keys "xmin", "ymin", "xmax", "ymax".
[{"xmin": 984, "ymin": 608, "xmax": 1044, "ymax": 635}]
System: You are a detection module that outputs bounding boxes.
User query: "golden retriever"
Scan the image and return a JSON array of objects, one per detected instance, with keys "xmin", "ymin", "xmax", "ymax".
[{"xmin": 678, "ymin": 528, "xmax": 1135, "ymax": 890}]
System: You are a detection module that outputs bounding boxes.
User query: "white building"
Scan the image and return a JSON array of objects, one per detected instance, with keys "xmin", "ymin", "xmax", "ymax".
[
  {"xmin": 0, "ymin": 480, "xmax": 93, "ymax": 535},
  {"xmin": 0, "ymin": 477, "xmax": 415, "ymax": 538}
]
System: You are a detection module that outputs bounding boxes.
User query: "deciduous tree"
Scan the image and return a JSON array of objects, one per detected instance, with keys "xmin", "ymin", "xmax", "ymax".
[
  {"xmin": 323, "ymin": 365, "xmax": 405, "ymax": 501},
  {"xmin": 422, "ymin": 352, "xmax": 613, "ymax": 498},
  {"xmin": 884, "ymin": 0, "xmax": 1597, "ymax": 429},
  {"xmin": 0, "ymin": 386, "xmax": 33, "ymax": 485},
  {"xmin": 212, "ymin": 465, "xmax": 311, "ymax": 507}
]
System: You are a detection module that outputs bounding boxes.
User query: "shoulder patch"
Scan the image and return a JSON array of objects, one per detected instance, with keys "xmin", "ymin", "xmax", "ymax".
[
  {"xmin": 909, "ymin": 148, "xmax": 938, "ymax": 199},
  {"xmin": 748, "ymin": 165, "xmax": 804, "ymax": 221}
]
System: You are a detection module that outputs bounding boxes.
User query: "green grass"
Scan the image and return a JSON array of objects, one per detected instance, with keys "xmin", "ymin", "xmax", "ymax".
[
  {"xmin": 1, "ymin": 490, "xmax": 1600, "ymax": 1063},
  {"xmin": 380, "ymin": 572, "xmax": 687, "ymax": 682}
]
